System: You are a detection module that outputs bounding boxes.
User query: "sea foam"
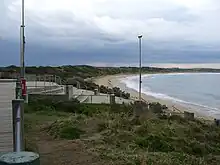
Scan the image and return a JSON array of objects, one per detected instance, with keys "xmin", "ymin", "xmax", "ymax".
[{"xmin": 120, "ymin": 73, "xmax": 220, "ymax": 118}]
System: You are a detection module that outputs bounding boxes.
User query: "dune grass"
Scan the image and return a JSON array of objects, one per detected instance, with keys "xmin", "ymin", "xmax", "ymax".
[{"xmin": 24, "ymin": 97, "xmax": 220, "ymax": 165}]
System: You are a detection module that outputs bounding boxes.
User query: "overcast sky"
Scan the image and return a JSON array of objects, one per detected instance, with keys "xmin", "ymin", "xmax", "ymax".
[{"xmin": 1, "ymin": 0, "xmax": 220, "ymax": 66}]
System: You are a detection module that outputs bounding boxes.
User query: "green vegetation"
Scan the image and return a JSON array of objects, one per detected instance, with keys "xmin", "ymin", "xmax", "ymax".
[
  {"xmin": 25, "ymin": 96, "xmax": 220, "ymax": 165},
  {"xmin": 66, "ymin": 77, "xmax": 131, "ymax": 99},
  {"xmin": 2, "ymin": 65, "xmax": 220, "ymax": 80},
  {"xmin": 3, "ymin": 64, "xmax": 219, "ymax": 100},
  {"xmin": 2, "ymin": 65, "xmax": 220, "ymax": 100}
]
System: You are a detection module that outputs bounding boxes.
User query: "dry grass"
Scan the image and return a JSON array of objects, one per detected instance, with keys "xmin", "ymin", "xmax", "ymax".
[{"xmin": 24, "ymin": 99, "xmax": 220, "ymax": 165}]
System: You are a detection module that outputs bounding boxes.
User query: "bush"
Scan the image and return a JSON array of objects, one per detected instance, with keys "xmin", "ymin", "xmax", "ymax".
[
  {"xmin": 60, "ymin": 126, "xmax": 83, "ymax": 139},
  {"xmin": 47, "ymin": 118, "xmax": 84, "ymax": 140},
  {"xmin": 134, "ymin": 122, "xmax": 149, "ymax": 135},
  {"xmin": 24, "ymin": 96, "xmax": 220, "ymax": 164},
  {"xmin": 54, "ymin": 100, "xmax": 81, "ymax": 113},
  {"xmin": 135, "ymin": 134, "xmax": 174, "ymax": 152},
  {"xmin": 97, "ymin": 122, "xmax": 109, "ymax": 132},
  {"xmin": 99, "ymin": 85, "xmax": 131, "ymax": 99},
  {"xmin": 110, "ymin": 104, "xmax": 133, "ymax": 114},
  {"xmin": 27, "ymin": 96, "xmax": 82, "ymax": 113},
  {"xmin": 149, "ymin": 102, "xmax": 167, "ymax": 113},
  {"xmin": 170, "ymin": 115, "xmax": 188, "ymax": 124},
  {"xmin": 65, "ymin": 78, "xmax": 131, "ymax": 99}
]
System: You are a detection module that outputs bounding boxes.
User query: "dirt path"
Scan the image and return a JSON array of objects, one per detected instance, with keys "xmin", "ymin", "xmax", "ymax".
[{"xmin": 26, "ymin": 121, "xmax": 107, "ymax": 165}]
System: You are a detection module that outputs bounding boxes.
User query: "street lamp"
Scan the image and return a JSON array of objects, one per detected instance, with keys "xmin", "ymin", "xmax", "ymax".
[
  {"xmin": 20, "ymin": 0, "xmax": 25, "ymax": 80},
  {"xmin": 20, "ymin": 0, "xmax": 26, "ymax": 100},
  {"xmin": 138, "ymin": 35, "xmax": 142, "ymax": 101},
  {"xmin": 13, "ymin": 0, "xmax": 26, "ymax": 152}
]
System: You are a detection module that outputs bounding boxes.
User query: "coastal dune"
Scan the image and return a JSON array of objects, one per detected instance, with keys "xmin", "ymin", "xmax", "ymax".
[{"xmin": 94, "ymin": 74, "xmax": 214, "ymax": 120}]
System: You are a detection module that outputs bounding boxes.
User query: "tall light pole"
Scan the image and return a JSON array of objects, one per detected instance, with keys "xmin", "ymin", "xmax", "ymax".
[
  {"xmin": 138, "ymin": 35, "xmax": 142, "ymax": 101},
  {"xmin": 16, "ymin": 0, "xmax": 25, "ymax": 99},
  {"xmin": 13, "ymin": 0, "xmax": 26, "ymax": 152},
  {"xmin": 20, "ymin": 0, "xmax": 27, "ymax": 100},
  {"xmin": 20, "ymin": 0, "xmax": 25, "ymax": 79}
]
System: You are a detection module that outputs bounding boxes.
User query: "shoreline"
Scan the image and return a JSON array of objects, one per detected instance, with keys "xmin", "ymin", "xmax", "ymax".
[{"xmin": 94, "ymin": 74, "xmax": 214, "ymax": 121}]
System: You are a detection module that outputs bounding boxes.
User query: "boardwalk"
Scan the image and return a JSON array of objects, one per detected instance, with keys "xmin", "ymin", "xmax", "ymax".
[{"xmin": 0, "ymin": 79, "xmax": 16, "ymax": 152}]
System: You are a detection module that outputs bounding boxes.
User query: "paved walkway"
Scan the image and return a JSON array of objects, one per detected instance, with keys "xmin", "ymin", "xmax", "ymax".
[
  {"xmin": 0, "ymin": 79, "xmax": 16, "ymax": 152},
  {"xmin": 0, "ymin": 80, "xmax": 63, "ymax": 153}
]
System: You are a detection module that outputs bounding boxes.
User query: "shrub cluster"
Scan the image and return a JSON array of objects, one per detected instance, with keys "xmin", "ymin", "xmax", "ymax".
[
  {"xmin": 25, "ymin": 96, "xmax": 220, "ymax": 164},
  {"xmin": 66, "ymin": 77, "xmax": 130, "ymax": 99}
]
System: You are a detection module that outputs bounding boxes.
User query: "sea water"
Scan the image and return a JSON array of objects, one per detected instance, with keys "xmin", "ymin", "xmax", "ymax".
[{"xmin": 121, "ymin": 73, "xmax": 220, "ymax": 118}]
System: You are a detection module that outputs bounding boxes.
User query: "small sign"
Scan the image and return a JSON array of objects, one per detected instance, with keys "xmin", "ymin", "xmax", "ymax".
[{"xmin": 21, "ymin": 79, "xmax": 27, "ymax": 96}]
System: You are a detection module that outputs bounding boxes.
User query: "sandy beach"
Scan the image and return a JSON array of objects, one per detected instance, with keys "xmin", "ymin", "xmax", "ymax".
[{"xmin": 94, "ymin": 74, "xmax": 213, "ymax": 120}]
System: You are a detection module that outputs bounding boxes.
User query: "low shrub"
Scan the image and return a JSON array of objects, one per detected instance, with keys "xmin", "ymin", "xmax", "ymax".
[
  {"xmin": 149, "ymin": 102, "xmax": 167, "ymax": 113},
  {"xmin": 47, "ymin": 118, "xmax": 84, "ymax": 140},
  {"xmin": 135, "ymin": 134, "xmax": 174, "ymax": 152},
  {"xmin": 60, "ymin": 126, "xmax": 84, "ymax": 139}
]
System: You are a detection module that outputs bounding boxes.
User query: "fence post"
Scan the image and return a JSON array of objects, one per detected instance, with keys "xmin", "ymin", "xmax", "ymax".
[
  {"xmin": 54, "ymin": 75, "xmax": 57, "ymax": 84},
  {"xmin": 50, "ymin": 75, "xmax": 52, "ymax": 91},
  {"xmin": 65, "ymin": 85, "xmax": 73, "ymax": 100},
  {"xmin": 35, "ymin": 77, "xmax": 37, "ymax": 88},
  {"xmin": 12, "ymin": 99, "xmax": 24, "ymax": 152},
  {"xmin": 0, "ymin": 152, "xmax": 40, "ymax": 165},
  {"xmin": 44, "ymin": 75, "xmax": 46, "ymax": 89},
  {"xmin": 59, "ymin": 76, "xmax": 62, "ymax": 85},
  {"xmin": 94, "ymin": 89, "xmax": 99, "ymax": 95}
]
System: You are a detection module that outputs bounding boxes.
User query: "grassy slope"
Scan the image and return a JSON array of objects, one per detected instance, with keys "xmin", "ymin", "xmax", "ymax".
[{"xmin": 25, "ymin": 97, "xmax": 220, "ymax": 165}]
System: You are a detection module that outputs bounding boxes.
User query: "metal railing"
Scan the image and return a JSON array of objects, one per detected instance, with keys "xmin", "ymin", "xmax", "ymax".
[{"xmin": 71, "ymin": 94, "xmax": 134, "ymax": 105}]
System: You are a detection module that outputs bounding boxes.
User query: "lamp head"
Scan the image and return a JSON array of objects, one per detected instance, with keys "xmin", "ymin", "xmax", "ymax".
[{"xmin": 138, "ymin": 35, "xmax": 143, "ymax": 39}]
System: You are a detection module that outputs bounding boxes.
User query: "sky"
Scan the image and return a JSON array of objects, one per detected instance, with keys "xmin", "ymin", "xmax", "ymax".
[{"xmin": 1, "ymin": 0, "xmax": 220, "ymax": 66}]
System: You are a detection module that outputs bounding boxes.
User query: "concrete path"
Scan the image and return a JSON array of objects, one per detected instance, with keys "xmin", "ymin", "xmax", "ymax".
[{"xmin": 0, "ymin": 79, "xmax": 16, "ymax": 152}]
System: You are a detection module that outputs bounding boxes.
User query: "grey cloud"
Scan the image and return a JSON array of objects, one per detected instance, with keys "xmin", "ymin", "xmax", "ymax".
[
  {"xmin": 1, "ymin": 0, "xmax": 220, "ymax": 65},
  {"xmin": 161, "ymin": 7, "xmax": 198, "ymax": 22},
  {"xmin": 4, "ymin": 0, "xmax": 220, "ymax": 44}
]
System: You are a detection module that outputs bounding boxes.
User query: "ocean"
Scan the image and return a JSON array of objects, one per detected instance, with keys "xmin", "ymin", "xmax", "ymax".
[{"xmin": 121, "ymin": 73, "xmax": 220, "ymax": 118}]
